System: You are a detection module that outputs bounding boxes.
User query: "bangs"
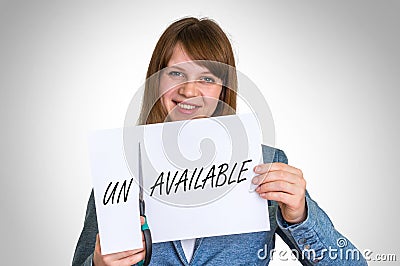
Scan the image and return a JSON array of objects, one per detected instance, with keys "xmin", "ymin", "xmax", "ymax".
[
  {"xmin": 173, "ymin": 20, "xmax": 234, "ymax": 84},
  {"xmin": 179, "ymin": 20, "xmax": 232, "ymax": 62}
]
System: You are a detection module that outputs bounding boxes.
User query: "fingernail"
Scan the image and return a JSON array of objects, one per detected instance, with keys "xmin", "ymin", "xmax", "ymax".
[
  {"xmin": 252, "ymin": 176, "xmax": 259, "ymax": 184},
  {"xmin": 255, "ymin": 166, "xmax": 261, "ymax": 173},
  {"xmin": 256, "ymin": 186, "xmax": 260, "ymax": 192}
]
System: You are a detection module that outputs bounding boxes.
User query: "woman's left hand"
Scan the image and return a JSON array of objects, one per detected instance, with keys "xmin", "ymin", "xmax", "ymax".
[{"xmin": 253, "ymin": 162, "xmax": 307, "ymax": 224}]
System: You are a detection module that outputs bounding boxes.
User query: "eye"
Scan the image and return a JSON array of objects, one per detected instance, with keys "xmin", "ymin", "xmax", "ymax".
[
  {"xmin": 199, "ymin": 76, "xmax": 216, "ymax": 83},
  {"xmin": 168, "ymin": 71, "xmax": 185, "ymax": 78}
]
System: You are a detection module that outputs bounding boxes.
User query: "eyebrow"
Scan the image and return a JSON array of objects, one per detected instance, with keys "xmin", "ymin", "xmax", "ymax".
[
  {"xmin": 167, "ymin": 66, "xmax": 217, "ymax": 76},
  {"xmin": 167, "ymin": 65, "xmax": 186, "ymax": 71}
]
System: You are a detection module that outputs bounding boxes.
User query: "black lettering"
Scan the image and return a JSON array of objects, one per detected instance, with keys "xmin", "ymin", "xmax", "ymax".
[
  {"xmin": 202, "ymin": 165, "xmax": 216, "ymax": 189},
  {"xmin": 227, "ymin": 162, "xmax": 238, "ymax": 185},
  {"xmin": 117, "ymin": 178, "xmax": 133, "ymax": 203},
  {"xmin": 150, "ymin": 172, "xmax": 164, "ymax": 197},
  {"xmin": 175, "ymin": 169, "xmax": 188, "ymax": 193},
  {"xmin": 166, "ymin": 171, "xmax": 178, "ymax": 195},
  {"xmin": 194, "ymin": 167, "xmax": 204, "ymax": 189},
  {"xmin": 103, "ymin": 181, "xmax": 119, "ymax": 205},
  {"xmin": 188, "ymin": 168, "xmax": 198, "ymax": 190},
  {"xmin": 237, "ymin": 159, "xmax": 252, "ymax": 183},
  {"xmin": 150, "ymin": 159, "xmax": 254, "ymax": 196},
  {"xmin": 216, "ymin": 163, "xmax": 228, "ymax": 187}
]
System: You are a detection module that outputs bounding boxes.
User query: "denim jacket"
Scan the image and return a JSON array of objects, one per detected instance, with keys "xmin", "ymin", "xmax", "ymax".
[{"xmin": 72, "ymin": 146, "xmax": 367, "ymax": 265}]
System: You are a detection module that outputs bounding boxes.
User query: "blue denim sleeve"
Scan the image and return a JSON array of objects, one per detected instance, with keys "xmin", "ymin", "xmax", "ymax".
[
  {"xmin": 72, "ymin": 190, "xmax": 98, "ymax": 266},
  {"xmin": 273, "ymin": 149, "xmax": 367, "ymax": 265},
  {"xmin": 82, "ymin": 254, "xmax": 93, "ymax": 266}
]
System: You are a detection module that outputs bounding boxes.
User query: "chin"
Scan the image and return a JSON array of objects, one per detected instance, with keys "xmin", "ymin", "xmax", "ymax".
[{"xmin": 167, "ymin": 112, "xmax": 212, "ymax": 122}]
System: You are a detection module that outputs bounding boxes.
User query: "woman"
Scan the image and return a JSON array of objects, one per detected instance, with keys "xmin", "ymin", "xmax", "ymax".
[{"xmin": 73, "ymin": 17, "xmax": 367, "ymax": 265}]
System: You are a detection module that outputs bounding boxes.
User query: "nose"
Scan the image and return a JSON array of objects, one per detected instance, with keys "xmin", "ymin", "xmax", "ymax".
[{"xmin": 178, "ymin": 81, "xmax": 199, "ymax": 98}]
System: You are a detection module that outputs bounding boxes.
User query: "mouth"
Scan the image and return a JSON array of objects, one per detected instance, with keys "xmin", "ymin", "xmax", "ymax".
[{"xmin": 173, "ymin": 100, "xmax": 201, "ymax": 114}]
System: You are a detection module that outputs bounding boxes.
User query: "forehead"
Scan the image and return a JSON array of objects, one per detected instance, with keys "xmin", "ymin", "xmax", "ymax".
[
  {"xmin": 167, "ymin": 44, "xmax": 193, "ymax": 66},
  {"xmin": 167, "ymin": 44, "xmax": 213, "ymax": 74}
]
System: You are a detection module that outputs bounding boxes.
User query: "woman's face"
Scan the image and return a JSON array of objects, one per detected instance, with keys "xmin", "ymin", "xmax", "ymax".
[{"xmin": 160, "ymin": 45, "xmax": 223, "ymax": 121}]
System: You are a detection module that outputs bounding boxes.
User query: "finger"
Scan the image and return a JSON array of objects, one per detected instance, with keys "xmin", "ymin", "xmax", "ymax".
[
  {"xmin": 251, "ymin": 173, "xmax": 268, "ymax": 186},
  {"xmin": 95, "ymin": 234, "xmax": 101, "ymax": 254},
  {"xmin": 262, "ymin": 191, "xmax": 306, "ymax": 211},
  {"xmin": 254, "ymin": 162, "xmax": 302, "ymax": 176},
  {"xmin": 140, "ymin": 216, "xmax": 145, "ymax": 225},
  {"xmin": 259, "ymin": 191, "xmax": 294, "ymax": 206},
  {"xmin": 117, "ymin": 244, "xmax": 146, "ymax": 263},
  {"xmin": 118, "ymin": 249, "xmax": 146, "ymax": 265},
  {"xmin": 252, "ymin": 170, "xmax": 304, "ymax": 187},
  {"xmin": 253, "ymin": 163, "xmax": 272, "ymax": 174},
  {"xmin": 257, "ymin": 180, "xmax": 300, "ymax": 195},
  {"xmin": 252, "ymin": 172, "xmax": 293, "ymax": 186},
  {"xmin": 269, "ymin": 162, "xmax": 303, "ymax": 176},
  {"xmin": 103, "ymin": 248, "xmax": 145, "ymax": 261},
  {"xmin": 264, "ymin": 170, "xmax": 304, "ymax": 185}
]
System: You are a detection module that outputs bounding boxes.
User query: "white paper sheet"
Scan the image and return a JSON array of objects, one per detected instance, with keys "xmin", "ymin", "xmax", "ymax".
[
  {"xmin": 139, "ymin": 114, "xmax": 270, "ymax": 242},
  {"xmin": 89, "ymin": 128, "xmax": 142, "ymax": 255},
  {"xmin": 88, "ymin": 113, "xmax": 270, "ymax": 254}
]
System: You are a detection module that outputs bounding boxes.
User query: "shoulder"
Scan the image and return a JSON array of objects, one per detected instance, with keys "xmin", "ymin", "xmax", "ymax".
[{"xmin": 261, "ymin": 144, "xmax": 288, "ymax": 164}]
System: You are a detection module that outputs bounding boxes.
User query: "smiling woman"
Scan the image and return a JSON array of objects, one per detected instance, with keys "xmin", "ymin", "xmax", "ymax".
[
  {"xmin": 72, "ymin": 17, "xmax": 368, "ymax": 266},
  {"xmin": 159, "ymin": 47, "xmax": 224, "ymax": 121},
  {"xmin": 139, "ymin": 17, "xmax": 237, "ymax": 125}
]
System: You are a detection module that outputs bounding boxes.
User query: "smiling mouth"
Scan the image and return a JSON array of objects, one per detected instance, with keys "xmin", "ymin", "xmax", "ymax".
[
  {"xmin": 173, "ymin": 100, "xmax": 201, "ymax": 111},
  {"xmin": 177, "ymin": 102, "xmax": 197, "ymax": 110}
]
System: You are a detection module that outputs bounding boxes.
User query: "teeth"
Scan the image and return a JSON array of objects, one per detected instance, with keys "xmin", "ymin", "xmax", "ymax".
[{"xmin": 178, "ymin": 103, "xmax": 196, "ymax": 110}]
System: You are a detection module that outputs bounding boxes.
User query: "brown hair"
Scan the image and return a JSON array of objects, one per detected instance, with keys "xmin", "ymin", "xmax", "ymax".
[{"xmin": 139, "ymin": 17, "xmax": 237, "ymax": 125}]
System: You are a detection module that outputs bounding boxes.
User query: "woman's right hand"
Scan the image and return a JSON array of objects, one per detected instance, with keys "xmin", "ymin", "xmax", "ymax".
[{"xmin": 93, "ymin": 217, "xmax": 146, "ymax": 266}]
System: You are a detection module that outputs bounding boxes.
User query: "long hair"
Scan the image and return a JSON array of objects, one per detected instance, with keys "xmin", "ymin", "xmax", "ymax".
[{"xmin": 139, "ymin": 17, "xmax": 237, "ymax": 125}]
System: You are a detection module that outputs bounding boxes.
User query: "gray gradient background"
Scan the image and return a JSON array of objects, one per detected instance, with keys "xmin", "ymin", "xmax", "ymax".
[{"xmin": 0, "ymin": 1, "xmax": 399, "ymax": 265}]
